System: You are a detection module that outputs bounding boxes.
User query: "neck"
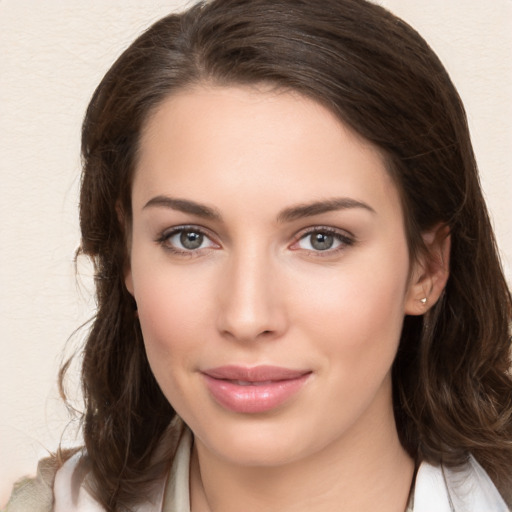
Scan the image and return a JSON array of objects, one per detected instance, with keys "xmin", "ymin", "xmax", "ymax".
[{"xmin": 190, "ymin": 393, "xmax": 414, "ymax": 512}]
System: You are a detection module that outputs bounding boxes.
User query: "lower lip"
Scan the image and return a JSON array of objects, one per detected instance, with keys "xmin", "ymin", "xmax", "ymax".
[{"xmin": 203, "ymin": 374, "xmax": 311, "ymax": 414}]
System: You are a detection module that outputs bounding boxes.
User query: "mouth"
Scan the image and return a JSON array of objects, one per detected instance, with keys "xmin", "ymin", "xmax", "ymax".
[
  {"xmin": 201, "ymin": 365, "xmax": 312, "ymax": 414},
  {"xmin": 228, "ymin": 380, "xmax": 276, "ymax": 386}
]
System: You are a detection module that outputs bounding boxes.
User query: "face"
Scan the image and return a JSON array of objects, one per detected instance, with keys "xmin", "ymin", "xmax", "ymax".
[{"xmin": 126, "ymin": 85, "xmax": 422, "ymax": 468}]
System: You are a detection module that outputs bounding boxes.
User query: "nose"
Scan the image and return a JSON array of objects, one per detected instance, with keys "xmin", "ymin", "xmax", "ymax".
[{"xmin": 216, "ymin": 247, "xmax": 288, "ymax": 343}]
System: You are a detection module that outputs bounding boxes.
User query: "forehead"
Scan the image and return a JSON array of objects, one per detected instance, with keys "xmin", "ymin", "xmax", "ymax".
[{"xmin": 134, "ymin": 85, "xmax": 401, "ymax": 221}]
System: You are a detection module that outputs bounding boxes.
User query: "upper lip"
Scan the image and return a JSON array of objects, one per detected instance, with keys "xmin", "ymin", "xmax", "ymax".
[{"xmin": 202, "ymin": 365, "xmax": 311, "ymax": 382}]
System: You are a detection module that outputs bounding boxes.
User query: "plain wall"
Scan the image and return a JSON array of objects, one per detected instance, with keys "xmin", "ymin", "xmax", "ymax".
[{"xmin": 1, "ymin": 0, "xmax": 511, "ymax": 504}]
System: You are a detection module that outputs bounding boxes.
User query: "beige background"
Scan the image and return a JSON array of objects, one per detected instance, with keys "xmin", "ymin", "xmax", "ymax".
[{"xmin": 1, "ymin": 0, "xmax": 511, "ymax": 504}]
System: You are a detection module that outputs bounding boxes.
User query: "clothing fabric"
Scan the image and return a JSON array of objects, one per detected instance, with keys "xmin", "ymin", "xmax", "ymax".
[
  {"xmin": 4, "ymin": 424, "xmax": 510, "ymax": 511},
  {"xmin": 2, "ymin": 457, "xmax": 56, "ymax": 512}
]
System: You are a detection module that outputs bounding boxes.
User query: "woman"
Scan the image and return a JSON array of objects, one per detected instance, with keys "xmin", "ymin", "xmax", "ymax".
[{"xmin": 5, "ymin": 0, "xmax": 512, "ymax": 510}]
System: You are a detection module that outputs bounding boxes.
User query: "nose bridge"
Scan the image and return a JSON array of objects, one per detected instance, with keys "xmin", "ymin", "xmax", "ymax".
[{"xmin": 217, "ymin": 243, "xmax": 285, "ymax": 341}]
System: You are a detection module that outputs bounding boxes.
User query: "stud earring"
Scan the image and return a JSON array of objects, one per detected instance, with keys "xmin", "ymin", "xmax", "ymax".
[{"xmin": 420, "ymin": 297, "xmax": 427, "ymax": 304}]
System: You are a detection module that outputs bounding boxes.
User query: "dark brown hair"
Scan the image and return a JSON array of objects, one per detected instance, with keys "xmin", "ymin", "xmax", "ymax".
[{"xmin": 66, "ymin": 0, "xmax": 512, "ymax": 509}]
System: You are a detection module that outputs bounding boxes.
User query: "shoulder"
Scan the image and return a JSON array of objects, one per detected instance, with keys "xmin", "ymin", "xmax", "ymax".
[
  {"xmin": 3, "ymin": 456, "xmax": 58, "ymax": 512},
  {"xmin": 4, "ymin": 418, "xmax": 187, "ymax": 512},
  {"xmin": 413, "ymin": 455, "xmax": 510, "ymax": 512},
  {"xmin": 3, "ymin": 449, "xmax": 104, "ymax": 512}
]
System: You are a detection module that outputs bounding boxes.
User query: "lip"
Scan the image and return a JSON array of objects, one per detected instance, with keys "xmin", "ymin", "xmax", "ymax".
[{"xmin": 201, "ymin": 365, "xmax": 311, "ymax": 414}]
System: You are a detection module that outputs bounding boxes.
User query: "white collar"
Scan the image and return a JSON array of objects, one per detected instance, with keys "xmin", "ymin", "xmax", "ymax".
[{"xmin": 414, "ymin": 455, "xmax": 509, "ymax": 511}]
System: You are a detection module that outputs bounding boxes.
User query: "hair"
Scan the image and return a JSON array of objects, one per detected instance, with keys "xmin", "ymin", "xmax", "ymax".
[{"xmin": 64, "ymin": 0, "xmax": 512, "ymax": 509}]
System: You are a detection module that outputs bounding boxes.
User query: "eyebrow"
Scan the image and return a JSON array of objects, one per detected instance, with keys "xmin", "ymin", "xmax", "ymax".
[
  {"xmin": 143, "ymin": 196, "xmax": 222, "ymax": 220},
  {"xmin": 276, "ymin": 197, "xmax": 376, "ymax": 223},
  {"xmin": 143, "ymin": 195, "xmax": 375, "ymax": 223}
]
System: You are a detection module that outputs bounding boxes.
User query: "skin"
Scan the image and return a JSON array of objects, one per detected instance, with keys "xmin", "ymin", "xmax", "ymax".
[{"xmin": 125, "ymin": 85, "xmax": 449, "ymax": 512}]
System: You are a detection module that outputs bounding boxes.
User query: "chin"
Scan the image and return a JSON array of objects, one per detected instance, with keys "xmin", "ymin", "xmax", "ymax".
[{"xmin": 191, "ymin": 411, "xmax": 329, "ymax": 468}]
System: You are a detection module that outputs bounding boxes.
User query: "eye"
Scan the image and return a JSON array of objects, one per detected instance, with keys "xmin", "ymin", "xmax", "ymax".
[
  {"xmin": 176, "ymin": 230, "xmax": 205, "ymax": 250},
  {"xmin": 293, "ymin": 228, "xmax": 354, "ymax": 253},
  {"xmin": 157, "ymin": 226, "xmax": 218, "ymax": 253}
]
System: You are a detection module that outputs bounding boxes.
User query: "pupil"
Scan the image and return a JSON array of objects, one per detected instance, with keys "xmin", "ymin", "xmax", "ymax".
[
  {"xmin": 311, "ymin": 233, "xmax": 333, "ymax": 250},
  {"xmin": 180, "ymin": 231, "xmax": 203, "ymax": 249}
]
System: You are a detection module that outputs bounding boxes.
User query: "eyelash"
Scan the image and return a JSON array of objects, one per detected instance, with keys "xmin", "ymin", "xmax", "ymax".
[{"xmin": 156, "ymin": 225, "xmax": 355, "ymax": 257}]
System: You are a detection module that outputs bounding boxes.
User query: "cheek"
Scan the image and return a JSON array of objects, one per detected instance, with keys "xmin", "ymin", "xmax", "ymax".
[
  {"xmin": 133, "ymin": 271, "xmax": 213, "ymax": 418},
  {"xmin": 294, "ymin": 248, "xmax": 409, "ymax": 365},
  {"xmin": 133, "ymin": 265, "xmax": 215, "ymax": 374}
]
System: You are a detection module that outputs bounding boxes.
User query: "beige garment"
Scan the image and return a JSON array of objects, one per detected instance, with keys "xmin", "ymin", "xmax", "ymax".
[{"xmin": 3, "ymin": 456, "xmax": 56, "ymax": 512}]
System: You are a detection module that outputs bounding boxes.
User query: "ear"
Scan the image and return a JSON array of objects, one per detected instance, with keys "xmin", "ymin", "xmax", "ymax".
[
  {"xmin": 116, "ymin": 201, "xmax": 135, "ymax": 296},
  {"xmin": 404, "ymin": 223, "xmax": 450, "ymax": 315},
  {"xmin": 125, "ymin": 267, "xmax": 134, "ymax": 296}
]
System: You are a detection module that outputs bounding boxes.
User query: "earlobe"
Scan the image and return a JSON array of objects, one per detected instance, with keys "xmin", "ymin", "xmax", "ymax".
[
  {"xmin": 125, "ymin": 269, "xmax": 134, "ymax": 296},
  {"xmin": 405, "ymin": 223, "xmax": 450, "ymax": 316}
]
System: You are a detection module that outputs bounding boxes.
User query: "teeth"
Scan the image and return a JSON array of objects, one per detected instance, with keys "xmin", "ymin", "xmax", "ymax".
[{"xmin": 233, "ymin": 380, "xmax": 273, "ymax": 386}]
